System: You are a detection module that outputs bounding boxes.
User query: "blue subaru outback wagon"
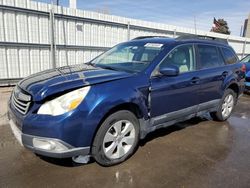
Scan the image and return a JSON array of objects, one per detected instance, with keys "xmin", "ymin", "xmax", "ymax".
[{"xmin": 8, "ymin": 35, "xmax": 245, "ymax": 166}]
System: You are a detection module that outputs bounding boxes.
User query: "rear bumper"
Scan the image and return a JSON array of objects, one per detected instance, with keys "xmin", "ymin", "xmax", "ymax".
[{"xmin": 9, "ymin": 119, "xmax": 90, "ymax": 158}]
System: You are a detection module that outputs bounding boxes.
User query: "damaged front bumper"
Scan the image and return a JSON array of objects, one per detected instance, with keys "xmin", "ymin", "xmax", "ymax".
[{"xmin": 9, "ymin": 119, "xmax": 90, "ymax": 159}]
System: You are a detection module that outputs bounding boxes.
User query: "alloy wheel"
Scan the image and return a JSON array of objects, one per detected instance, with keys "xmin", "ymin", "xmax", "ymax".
[
  {"xmin": 103, "ymin": 120, "xmax": 136, "ymax": 159},
  {"xmin": 222, "ymin": 94, "xmax": 234, "ymax": 119}
]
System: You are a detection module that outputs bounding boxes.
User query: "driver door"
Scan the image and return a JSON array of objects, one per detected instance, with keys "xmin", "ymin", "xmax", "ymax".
[{"xmin": 150, "ymin": 44, "xmax": 200, "ymax": 125}]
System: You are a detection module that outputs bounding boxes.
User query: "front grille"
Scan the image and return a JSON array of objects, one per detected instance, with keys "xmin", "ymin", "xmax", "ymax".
[{"xmin": 11, "ymin": 87, "xmax": 31, "ymax": 115}]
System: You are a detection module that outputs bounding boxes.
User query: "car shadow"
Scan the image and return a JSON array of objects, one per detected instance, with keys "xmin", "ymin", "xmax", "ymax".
[
  {"xmin": 244, "ymin": 91, "xmax": 250, "ymax": 95},
  {"xmin": 38, "ymin": 115, "xmax": 211, "ymax": 167},
  {"xmin": 140, "ymin": 115, "xmax": 210, "ymax": 146},
  {"xmin": 37, "ymin": 154, "xmax": 95, "ymax": 167}
]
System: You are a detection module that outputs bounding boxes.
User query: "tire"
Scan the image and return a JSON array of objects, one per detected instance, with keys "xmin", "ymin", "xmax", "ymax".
[
  {"xmin": 210, "ymin": 89, "xmax": 237, "ymax": 121},
  {"xmin": 92, "ymin": 110, "xmax": 140, "ymax": 166}
]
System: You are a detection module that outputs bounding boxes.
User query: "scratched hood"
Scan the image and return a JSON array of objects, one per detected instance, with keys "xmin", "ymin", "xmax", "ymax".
[{"xmin": 18, "ymin": 64, "xmax": 132, "ymax": 101}]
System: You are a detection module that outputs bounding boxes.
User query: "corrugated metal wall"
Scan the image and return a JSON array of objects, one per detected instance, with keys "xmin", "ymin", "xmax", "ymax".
[{"xmin": 0, "ymin": 0, "xmax": 250, "ymax": 81}]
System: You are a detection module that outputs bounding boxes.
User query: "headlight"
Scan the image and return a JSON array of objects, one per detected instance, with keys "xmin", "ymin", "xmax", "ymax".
[{"xmin": 37, "ymin": 86, "xmax": 91, "ymax": 116}]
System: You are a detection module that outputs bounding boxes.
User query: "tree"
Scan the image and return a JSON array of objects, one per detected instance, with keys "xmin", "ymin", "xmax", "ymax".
[{"xmin": 211, "ymin": 18, "xmax": 231, "ymax": 35}]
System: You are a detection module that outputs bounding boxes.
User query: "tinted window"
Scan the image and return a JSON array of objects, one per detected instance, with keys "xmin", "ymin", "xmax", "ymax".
[
  {"xmin": 160, "ymin": 45, "xmax": 195, "ymax": 73},
  {"xmin": 198, "ymin": 45, "xmax": 224, "ymax": 69},
  {"xmin": 221, "ymin": 47, "xmax": 238, "ymax": 64}
]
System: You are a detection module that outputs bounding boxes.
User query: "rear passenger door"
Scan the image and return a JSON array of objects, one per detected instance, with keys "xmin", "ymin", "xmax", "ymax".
[{"xmin": 196, "ymin": 44, "xmax": 228, "ymax": 110}]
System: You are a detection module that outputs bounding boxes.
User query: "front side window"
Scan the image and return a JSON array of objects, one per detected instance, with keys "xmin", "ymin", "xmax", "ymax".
[
  {"xmin": 221, "ymin": 47, "xmax": 238, "ymax": 64},
  {"xmin": 198, "ymin": 45, "xmax": 224, "ymax": 69},
  {"xmin": 91, "ymin": 42, "xmax": 164, "ymax": 72},
  {"xmin": 160, "ymin": 45, "xmax": 195, "ymax": 73}
]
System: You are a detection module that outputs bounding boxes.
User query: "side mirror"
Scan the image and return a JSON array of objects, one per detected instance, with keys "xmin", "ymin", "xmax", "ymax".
[{"xmin": 159, "ymin": 65, "xmax": 179, "ymax": 76}]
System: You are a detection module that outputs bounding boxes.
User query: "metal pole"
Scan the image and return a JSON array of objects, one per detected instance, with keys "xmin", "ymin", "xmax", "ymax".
[
  {"xmin": 240, "ymin": 25, "xmax": 243, "ymax": 37},
  {"xmin": 127, "ymin": 21, "xmax": 130, "ymax": 40},
  {"xmin": 49, "ymin": 1, "xmax": 56, "ymax": 69},
  {"xmin": 62, "ymin": 6, "xmax": 69, "ymax": 66},
  {"xmin": 194, "ymin": 16, "xmax": 197, "ymax": 35},
  {"xmin": 173, "ymin": 29, "xmax": 176, "ymax": 38},
  {"xmin": 2, "ymin": 10, "xmax": 9, "ymax": 79}
]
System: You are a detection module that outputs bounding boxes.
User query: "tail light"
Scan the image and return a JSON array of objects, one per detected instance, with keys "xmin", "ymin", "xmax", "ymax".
[{"xmin": 241, "ymin": 63, "xmax": 246, "ymax": 73}]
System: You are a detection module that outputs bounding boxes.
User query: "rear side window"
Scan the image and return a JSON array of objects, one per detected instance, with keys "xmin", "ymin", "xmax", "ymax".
[
  {"xmin": 221, "ymin": 47, "xmax": 238, "ymax": 64},
  {"xmin": 197, "ymin": 45, "xmax": 224, "ymax": 69}
]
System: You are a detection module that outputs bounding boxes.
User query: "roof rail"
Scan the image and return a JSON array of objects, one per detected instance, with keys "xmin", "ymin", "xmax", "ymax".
[
  {"xmin": 132, "ymin": 36, "xmax": 169, "ymax": 40},
  {"xmin": 176, "ymin": 34, "xmax": 228, "ymax": 44}
]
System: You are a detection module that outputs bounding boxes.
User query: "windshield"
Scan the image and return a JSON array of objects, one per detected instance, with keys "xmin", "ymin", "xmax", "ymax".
[{"xmin": 91, "ymin": 42, "xmax": 165, "ymax": 72}]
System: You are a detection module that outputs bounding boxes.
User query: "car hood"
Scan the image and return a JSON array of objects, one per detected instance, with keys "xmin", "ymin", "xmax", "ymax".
[{"xmin": 18, "ymin": 64, "xmax": 132, "ymax": 101}]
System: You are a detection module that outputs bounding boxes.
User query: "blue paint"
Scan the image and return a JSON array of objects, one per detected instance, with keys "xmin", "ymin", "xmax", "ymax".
[{"xmin": 8, "ymin": 37, "xmax": 245, "ymax": 151}]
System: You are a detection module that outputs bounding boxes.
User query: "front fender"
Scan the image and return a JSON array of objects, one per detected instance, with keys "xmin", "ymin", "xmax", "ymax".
[
  {"xmin": 77, "ymin": 77, "xmax": 149, "ymax": 144},
  {"xmin": 85, "ymin": 83, "xmax": 149, "ymax": 122}
]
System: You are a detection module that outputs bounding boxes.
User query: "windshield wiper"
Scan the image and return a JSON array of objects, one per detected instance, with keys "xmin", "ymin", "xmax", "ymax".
[
  {"xmin": 86, "ymin": 61, "xmax": 96, "ymax": 67},
  {"xmin": 95, "ymin": 64, "xmax": 119, "ymax": 71}
]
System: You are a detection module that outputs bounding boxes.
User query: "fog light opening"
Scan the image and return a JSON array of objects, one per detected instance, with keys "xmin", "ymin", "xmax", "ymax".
[{"xmin": 32, "ymin": 138, "xmax": 68, "ymax": 152}]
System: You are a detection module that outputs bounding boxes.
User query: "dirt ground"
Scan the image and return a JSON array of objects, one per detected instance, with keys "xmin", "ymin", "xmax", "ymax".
[{"xmin": 0, "ymin": 87, "xmax": 250, "ymax": 188}]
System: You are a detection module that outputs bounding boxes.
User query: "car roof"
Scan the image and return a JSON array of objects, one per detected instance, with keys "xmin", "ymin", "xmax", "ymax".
[{"xmin": 131, "ymin": 36, "xmax": 230, "ymax": 48}]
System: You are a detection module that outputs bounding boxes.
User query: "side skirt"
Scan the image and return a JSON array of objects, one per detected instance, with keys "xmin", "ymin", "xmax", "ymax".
[{"xmin": 139, "ymin": 99, "xmax": 220, "ymax": 139}]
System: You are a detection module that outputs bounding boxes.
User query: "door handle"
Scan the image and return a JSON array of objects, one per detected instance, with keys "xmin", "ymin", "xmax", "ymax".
[{"xmin": 190, "ymin": 77, "xmax": 200, "ymax": 84}]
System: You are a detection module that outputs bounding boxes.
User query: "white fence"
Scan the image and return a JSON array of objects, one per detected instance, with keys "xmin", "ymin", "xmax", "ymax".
[{"xmin": 0, "ymin": 0, "xmax": 250, "ymax": 83}]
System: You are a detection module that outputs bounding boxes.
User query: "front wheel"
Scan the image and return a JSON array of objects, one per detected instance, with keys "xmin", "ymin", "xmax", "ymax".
[
  {"xmin": 210, "ymin": 89, "xmax": 236, "ymax": 121},
  {"xmin": 92, "ymin": 110, "xmax": 139, "ymax": 166}
]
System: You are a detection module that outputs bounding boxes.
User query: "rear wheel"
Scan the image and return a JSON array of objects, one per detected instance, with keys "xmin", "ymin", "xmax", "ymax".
[
  {"xmin": 92, "ymin": 110, "xmax": 139, "ymax": 166},
  {"xmin": 210, "ymin": 89, "xmax": 236, "ymax": 121}
]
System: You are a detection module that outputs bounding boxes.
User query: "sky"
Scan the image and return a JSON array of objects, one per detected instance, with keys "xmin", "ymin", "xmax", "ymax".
[{"xmin": 37, "ymin": 0, "xmax": 250, "ymax": 36}]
